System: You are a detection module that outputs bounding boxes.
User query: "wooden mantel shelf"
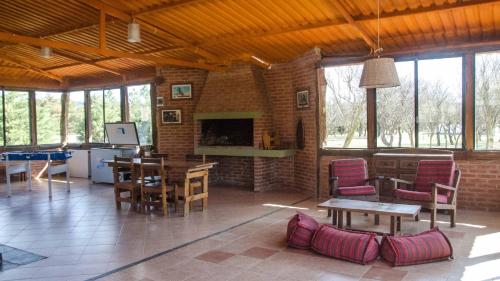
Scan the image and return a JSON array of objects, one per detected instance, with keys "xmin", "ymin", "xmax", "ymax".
[{"xmin": 194, "ymin": 146, "xmax": 295, "ymax": 158}]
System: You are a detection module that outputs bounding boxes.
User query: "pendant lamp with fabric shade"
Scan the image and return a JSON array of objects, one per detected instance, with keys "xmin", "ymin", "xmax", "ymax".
[{"xmin": 359, "ymin": 0, "xmax": 400, "ymax": 89}]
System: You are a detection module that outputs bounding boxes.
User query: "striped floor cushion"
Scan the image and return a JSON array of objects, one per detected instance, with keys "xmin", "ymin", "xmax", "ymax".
[
  {"xmin": 380, "ymin": 227, "xmax": 453, "ymax": 266},
  {"xmin": 311, "ymin": 224, "xmax": 379, "ymax": 264},
  {"xmin": 286, "ymin": 212, "xmax": 319, "ymax": 249}
]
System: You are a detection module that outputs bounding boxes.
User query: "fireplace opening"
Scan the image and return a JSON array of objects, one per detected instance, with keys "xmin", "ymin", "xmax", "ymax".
[{"xmin": 200, "ymin": 119, "xmax": 253, "ymax": 146}]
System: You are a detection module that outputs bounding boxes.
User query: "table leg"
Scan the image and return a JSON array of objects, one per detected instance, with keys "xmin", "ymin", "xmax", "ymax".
[
  {"xmin": 47, "ymin": 156, "xmax": 52, "ymax": 199},
  {"xmin": 390, "ymin": 216, "xmax": 396, "ymax": 235},
  {"xmin": 346, "ymin": 211, "xmax": 351, "ymax": 227},
  {"xmin": 337, "ymin": 210, "xmax": 344, "ymax": 228},
  {"xmin": 331, "ymin": 209, "xmax": 337, "ymax": 225},
  {"xmin": 374, "ymin": 214, "xmax": 380, "ymax": 225},
  {"xmin": 65, "ymin": 162, "xmax": 70, "ymax": 193},
  {"xmin": 397, "ymin": 216, "xmax": 401, "ymax": 232},
  {"xmin": 27, "ymin": 160, "xmax": 32, "ymax": 192},
  {"xmin": 5, "ymin": 155, "xmax": 11, "ymax": 197}
]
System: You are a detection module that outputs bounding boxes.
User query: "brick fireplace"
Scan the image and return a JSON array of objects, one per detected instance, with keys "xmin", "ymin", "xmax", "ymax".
[{"xmin": 193, "ymin": 63, "xmax": 287, "ymax": 191}]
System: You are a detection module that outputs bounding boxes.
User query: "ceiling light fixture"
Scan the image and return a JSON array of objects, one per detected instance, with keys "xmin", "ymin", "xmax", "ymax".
[
  {"xmin": 40, "ymin": 46, "xmax": 53, "ymax": 58},
  {"xmin": 359, "ymin": 0, "xmax": 400, "ymax": 89},
  {"xmin": 128, "ymin": 21, "xmax": 141, "ymax": 43}
]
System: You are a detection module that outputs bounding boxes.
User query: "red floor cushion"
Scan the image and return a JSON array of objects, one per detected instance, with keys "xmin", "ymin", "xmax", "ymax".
[
  {"xmin": 311, "ymin": 224, "xmax": 379, "ymax": 264},
  {"xmin": 286, "ymin": 212, "xmax": 319, "ymax": 249},
  {"xmin": 395, "ymin": 189, "xmax": 448, "ymax": 203},
  {"xmin": 337, "ymin": 185, "xmax": 376, "ymax": 196},
  {"xmin": 380, "ymin": 227, "xmax": 453, "ymax": 266}
]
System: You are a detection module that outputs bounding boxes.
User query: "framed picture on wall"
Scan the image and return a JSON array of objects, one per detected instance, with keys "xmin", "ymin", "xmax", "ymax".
[
  {"xmin": 171, "ymin": 83, "xmax": 192, "ymax": 99},
  {"xmin": 296, "ymin": 90, "xmax": 309, "ymax": 109},
  {"xmin": 161, "ymin": 109, "xmax": 182, "ymax": 124},
  {"xmin": 156, "ymin": 96, "xmax": 164, "ymax": 107}
]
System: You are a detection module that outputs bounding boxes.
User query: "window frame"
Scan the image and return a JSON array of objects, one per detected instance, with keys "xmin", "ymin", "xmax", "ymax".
[
  {"xmin": 34, "ymin": 90, "xmax": 64, "ymax": 146},
  {"xmin": 1, "ymin": 88, "xmax": 33, "ymax": 147},
  {"xmin": 88, "ymin": 87, "xmax": 123, "ymax": 144}
]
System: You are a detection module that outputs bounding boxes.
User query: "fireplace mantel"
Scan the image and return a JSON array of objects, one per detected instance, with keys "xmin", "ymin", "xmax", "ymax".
[
  {"xmin": 195, "ymin": 146, "xmax": 295, "ymax": 158},
  {"xmin": 193, "ymin": 111, "xmax": 263, "ymax": 120}
]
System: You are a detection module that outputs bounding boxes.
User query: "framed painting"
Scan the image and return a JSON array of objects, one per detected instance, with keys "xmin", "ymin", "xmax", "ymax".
[
  {"xmin": 161, "ymin": 109, "xmax": 182, "ymax": 124},
  {"xmin": 171, "ymin": 83, "xmax": 192, "ymax": 99},
  {"xmin": 296, "ymin": 90, "xmax": 309, "ymax": 109}
]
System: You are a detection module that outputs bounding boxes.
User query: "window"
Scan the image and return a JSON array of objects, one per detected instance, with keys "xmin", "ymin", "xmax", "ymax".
[
  {"xmin": 377, "ymin": 61, "xmax": 415, "ymax": 147},
  {"xmin": 4, "ymin": 90, "xmax": 30, "ymax": 145},
  {"xmin": 128, "ymin": 84, "xmax": 152, "ymax": 144},
  {"xmin": 475, "ymin": 52, "xmax": 500, "ymax": 150},
  {"xmin": 90, "ymin": 90, "xmax": 105, "ymax": 143},
  {"xmin": 104, "ymin": 88, "xmax": 121, "ymax": 123},
  {"xmin": 324, "ymin": 64, "xmax": 367, "ymax": 148},
  {"xmin": 418, "ymin": 57, "xmax": 463, "ymax": 149},
  {"xmin": 36, "ymin": 91, "xmax": 62, "ymax": 144},
  {"xmin": 67, "ymin": 91, "xmax": 85, "ymax": 143}
]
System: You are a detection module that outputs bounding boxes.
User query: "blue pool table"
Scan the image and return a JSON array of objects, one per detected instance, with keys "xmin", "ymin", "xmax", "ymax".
[{"xmin": 2, "ymin": 151, "xmax": 72, "ymax": 198}]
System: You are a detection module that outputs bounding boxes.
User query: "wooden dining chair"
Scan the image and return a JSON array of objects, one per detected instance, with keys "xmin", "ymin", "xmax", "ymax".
[
  {"xmin": 113, "ymin": 156, "xmax": 140, "ymax": 210},
  {"xmin": 175, "ymin": 164, "xmax": 210, "ymax": 216},
  {"xmin": 140, "ymin": 157, "xmax": 175, "ymax": 216}
]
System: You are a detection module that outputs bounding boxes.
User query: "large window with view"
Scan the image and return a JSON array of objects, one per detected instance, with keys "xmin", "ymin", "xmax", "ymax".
[
  {"xmin": 376, "ymin": 61, "xmax": 415, "ymax": 147},
  {"xmin": 36, "ymin": 91, "xmax": 62, "ymax": 144},
  {"xmin": 67, "ymin": 91, "xmax": 85, "ymax": 143},
  {"xmin": 324, "ymin": 64, "xmax": 367, "ymax": 148},
  {"xmin": 128, "ymin": 84, "xmax": 152, "ymax": 144},
  {"xmin": 417, "ymin": 57, "xmax": 463, "ymax": 149},
  {"xmin": 90, "ymin": 90, "xmax": 105, "ymax": 143},
  {"xmin": 4, "ymin": 90, "xmax": 30, "ymax": 146},
  {"xmin": 475, "ymin": 51, "xmax": 500, "ymax": 150}
]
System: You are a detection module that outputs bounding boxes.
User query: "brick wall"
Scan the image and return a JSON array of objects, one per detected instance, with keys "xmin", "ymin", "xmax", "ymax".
[
  {"xmin": 206, "ymin": 156, "xmax": 253, "ymax": 188},
  {"xmin": 155, "ymin": 67, "xmax": 208, "ymax": 160}
]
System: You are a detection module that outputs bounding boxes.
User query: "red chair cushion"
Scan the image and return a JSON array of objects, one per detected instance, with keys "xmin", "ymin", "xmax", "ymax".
[
  {"xmin": 415, "ymin": 160, "xmax": 455, "ymax": 193},
  {"xmin": 286, "ymin": 212, "xmax": 319, "ymax": 249},
  {"xmin": 311, "ymin": 224, "xmax": 379, "ymax": 264},
  {"xmin": 337, "ymin": 185, "xmax": 376, "ymax": 196},
  {"xmin": 394, "ymin": 189, "xmax": 448, "ymax": 203},
  {"xmin": 329, "ymin": 158, "xmax": 368, "ymax": 187},
  {"xmin": 380, "ymin": 228, "xmax": 453, "ymax": 266}
]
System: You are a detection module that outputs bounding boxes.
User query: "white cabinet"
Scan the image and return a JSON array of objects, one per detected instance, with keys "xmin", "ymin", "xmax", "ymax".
[
  {"xmin": 90, "ymin": 148, "xmax": 136, "ymax": 184},
  {"xmin": 68, "ymin": 150, "xmax": 89, "ymax": 178}
]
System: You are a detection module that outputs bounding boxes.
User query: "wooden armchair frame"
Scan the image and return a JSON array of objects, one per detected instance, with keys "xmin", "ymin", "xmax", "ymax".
[
  {"xmin": 391, "ymin": 169, "xmax": 461, "ymax": 228},
  {"xmin": 113, "ymin": 156, "xmax": 140, "ymax": 210}
]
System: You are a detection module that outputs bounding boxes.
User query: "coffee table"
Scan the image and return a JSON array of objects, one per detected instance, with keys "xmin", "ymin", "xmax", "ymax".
[{"xmin": 318, "ymin": 198, "xmax": 421, "ymax": 235}]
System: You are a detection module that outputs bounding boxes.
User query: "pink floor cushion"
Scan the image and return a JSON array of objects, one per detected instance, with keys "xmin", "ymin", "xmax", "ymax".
[
  {"xmin": 311, "ymin": 224, "xmax": 379, "ymax": 264},
  {"xmin": 286, "ymin": 212, "xmax": 319, "ymax": 249},
  {"xmin": 380, "ymin": 227, "xmax": 453, "ymax": 266}
]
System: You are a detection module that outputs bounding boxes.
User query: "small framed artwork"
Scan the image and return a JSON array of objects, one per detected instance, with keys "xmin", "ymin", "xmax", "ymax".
[
  {"xmin": 296, "ymin": 90, "xmax": 309, "ymax": 109},
  {"xmin": 161, "ymin": 109, "xmax": 182, "ymax": 124},
  {"xmin": 171, "ymin": 83, "xmax": 192, "ymax": 99},
  {"xmin": 156, "ymin": 96, "xmax": 164, "ymax": 107}
]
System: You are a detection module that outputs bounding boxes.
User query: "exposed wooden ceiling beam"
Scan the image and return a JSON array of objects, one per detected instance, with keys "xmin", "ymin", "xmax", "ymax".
[
  {"xmin": 80, "ymin": 0, "xmax": 222, "ymax": 63},
  {"xmin": 329, "ymin": 0, "xmax": 377, "ymax": 50},
  {"xmin": 0, "ymin": 32, "xmax": 220, "ymax": 70},
  {"xmin": 51, "ymin": 50, "xmax": 125, "ymax": 77},
  {"xmin": 197, "ymin": 0, "xmax": 500, "ymax": 47},
  {"xmin": 0, "ymin": 56, "xmax": 63, "ymax": 82}
]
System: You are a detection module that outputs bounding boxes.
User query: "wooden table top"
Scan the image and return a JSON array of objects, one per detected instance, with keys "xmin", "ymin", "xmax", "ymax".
[
  {"xmin": 104, "ymin": 159, "xmax": 216, "ymax": 169},
  {"xmin": 318, "ymin": 198, "xmax": 421, "ymax": 217}
]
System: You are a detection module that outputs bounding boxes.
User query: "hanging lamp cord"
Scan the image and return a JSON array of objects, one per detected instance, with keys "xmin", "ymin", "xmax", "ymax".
[{"xmin": 375, "ymin": 0, "xmax": 383, "ymax": 57}]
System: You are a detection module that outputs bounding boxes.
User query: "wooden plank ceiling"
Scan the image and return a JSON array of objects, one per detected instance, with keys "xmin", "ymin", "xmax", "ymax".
[{"xmin": 0, "ymin": 0, "xmax": 499, "ymax": 88}]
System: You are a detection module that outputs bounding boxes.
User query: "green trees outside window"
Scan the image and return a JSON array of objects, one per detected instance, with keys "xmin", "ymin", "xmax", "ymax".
[
  {"xmin": 90, "ymin": 90, "xmax": 105, "ymax": 143},
  {"xmin": 68, "ymin": 91, "xmax": 85, "ymax": 143},
  {"xmin": 128, "ymin": 84, "xmax": 152, "ymax": 145},
  {"xmin": 475, "ymin": 52, "xmax": 500, "ymax": 150},
  {"xmin": 4, "ymin": 90, "xmax": 30, "ymax": 146},
  {"xmin": 36, "ymin": 91, "xmax": 62, "ymax": 144}
]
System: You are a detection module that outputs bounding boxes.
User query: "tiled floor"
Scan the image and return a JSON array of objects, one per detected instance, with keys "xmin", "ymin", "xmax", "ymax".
[{"xmin": 0, "ymin": 178, "xmax": 500, "ymax": 281}]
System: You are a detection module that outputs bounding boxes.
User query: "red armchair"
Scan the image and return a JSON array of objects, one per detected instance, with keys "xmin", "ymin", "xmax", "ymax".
[
  {"xmin": 391, "ymin": 160, "xmax": 461, "ymax": 228},
  {"xmin": 328, "ymin": 158, "xmax": 382, "ymax": 226}
]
